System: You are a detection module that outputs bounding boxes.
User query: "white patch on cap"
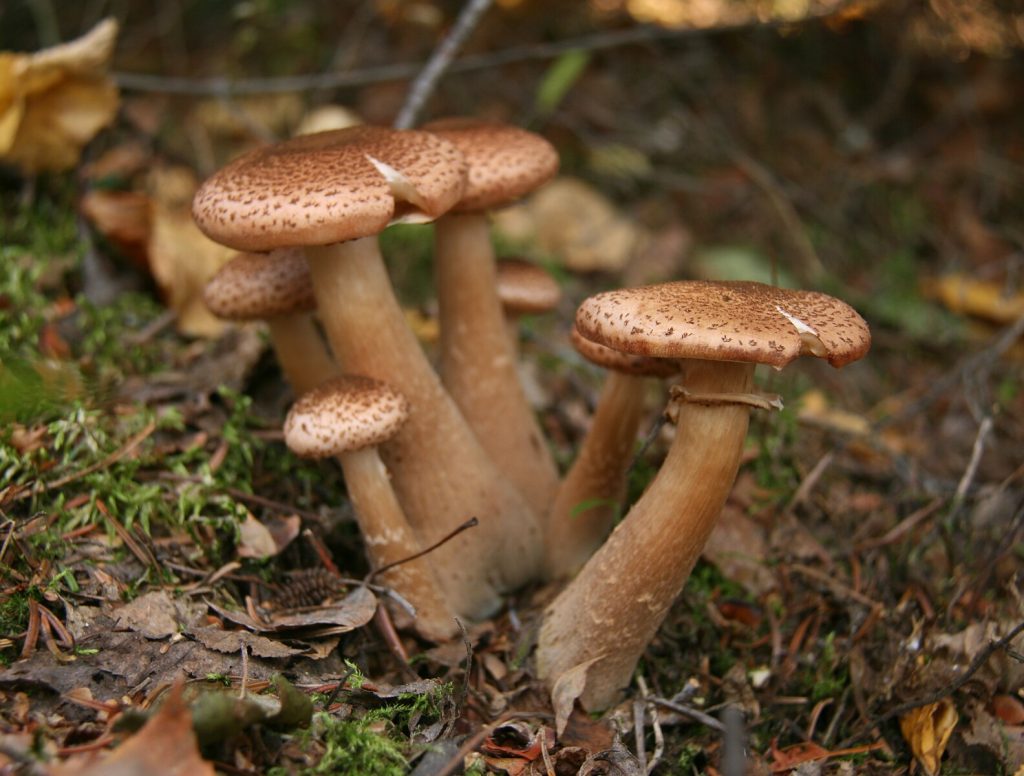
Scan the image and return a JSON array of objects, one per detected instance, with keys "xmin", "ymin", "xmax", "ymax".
[
  {"xmin": 365, "ymin": 154, "xmax": 429, "ymax": 213},
  {"xmin": 777, "ymin": 304, "xmax": 827, "ymax": 357}
]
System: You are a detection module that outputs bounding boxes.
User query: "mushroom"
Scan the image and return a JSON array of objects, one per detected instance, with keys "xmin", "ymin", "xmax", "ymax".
[
  {"xmin": 543, "ymin": 326, "xmax": 679, "ymax": 580},
  {"xmin": 203, "ymin": 249, "xmax": 339, "ymax": 396},
  {"xmin": 193, "ymin": 126, "xmax": 542, "ymax": 619},
  {"xmin": 495, "ymin": 257, "xmax": 562, "ymax": 357},
  {"xmin": 284, "ymin": 376, "xmax": 457, "ymax": 642},
  {"xmin": 536, "ymin": 280, "xmax": 871, "ymax": 710},
  {"xmin": 424, "ymin": 119, "xmax": 560, "ymax": 519}
]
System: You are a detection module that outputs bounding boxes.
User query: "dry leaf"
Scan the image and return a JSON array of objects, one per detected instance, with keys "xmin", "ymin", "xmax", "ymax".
[
  {"xmin": 924, "ymin": 273, "xmax": 1024, "ymax": 324},
  {"xmin": 80, "ymin": 189, "xmax": 153, "ymax": 269},
  {"xmin": 493, "ymin": 177, "xmax": 646, "ymax": 273},
  {"xmin": 237, "ymin": 513, "xmax": 279, "ymax": 559},
  {"xmin": 702, "ymin": 502, "xmax": 776, "ymax": 596},
  {"xmin": 797, "ymin": 389, "xmax": 871, "ymax": 436},
  {"xmin": 113, "ymin": 590, "xmax": 203, "ymax": 640},
  {"xmin": 550, "ymin": 655, "xmax": 605, "ymax": 735},
  {"xmin": 899, "ymin": 698, "xmax": 958, "ymax": 776},
  {"xmin": 49, "ymin": 682, "xmax": 214, "ymax": 776},
  {"xmin": 147, "ymin": 197, "xmax": 234, "ymax": 337},
  {"xmin": 0, "ymin": 18, "xmax": 119, "ymax": 174},
  {"xmin": 188, "ymin": 626, "xmax": 303, "ymax": 659}
]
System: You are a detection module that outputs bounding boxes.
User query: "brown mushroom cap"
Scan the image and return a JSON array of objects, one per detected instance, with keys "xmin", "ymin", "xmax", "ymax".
[
  {"xmin": 575, "ymin": 280, "xmax": 871, "ymax": 369},
  {"xmin": 496, "ymin": 258, "xmax": 562, "ymax": 315},
  {"xmin": 570, "ymin": 326, "xmax": 680, "ymax": 378},
  {"xmin": 284, "ymin": 376, "xmax": 409, "ymax": 457},
  {"xmin": 422, "ymin": 119, "xmax": 558, "ymax": 212},
  {"xmin": 204, "ymin": 249, "xmax": 316, "ymax": 320},
  {"xmin": 193, "ymin": 126, "xmax": 467, "ymax": 252}
]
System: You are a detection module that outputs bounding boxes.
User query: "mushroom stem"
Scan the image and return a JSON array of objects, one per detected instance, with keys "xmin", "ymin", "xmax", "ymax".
[
  {"xmin": 266, "ymin": 314, "xmax": 339, "ymax": 396},
  {"xmin": 543, "ymin": 371, "xmax": 647, "ymax": 579},
  {"xmin": 536, "ymin": 359, "xmax": 755, "ymax": 710},
  {"xmin": 339, "ymin": 446, "xmax": 458, "ymax": 642},
  {"xmin": 435, "ymin": 212, "xmax": 559, "ymax": 518},
  {"xmin": 305, "ymin": 236, "xmax": 542, "ymax": 618}
]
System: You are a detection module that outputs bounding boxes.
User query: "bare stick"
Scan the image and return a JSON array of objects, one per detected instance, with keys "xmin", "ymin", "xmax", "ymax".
[
  {"xmin": 393, "ymin": 0, "xmax": 495, "ymax": 129},
  {"xmin": 367, "ymin": 517, "xmax": 479, "ymax": 581}
]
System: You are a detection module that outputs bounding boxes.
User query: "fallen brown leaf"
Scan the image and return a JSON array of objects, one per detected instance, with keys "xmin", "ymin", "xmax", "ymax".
[{"xmin": 49, "ymin": 681, "xmax": 214, "ymax": 776}]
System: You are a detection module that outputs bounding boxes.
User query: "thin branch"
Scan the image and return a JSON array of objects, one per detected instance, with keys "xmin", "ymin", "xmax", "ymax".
[
  {"xmin": 366, "ymin": 517, "xmax": 479, "ymax": 581},
  {"xmin": 393, "ymin": 0, "xmax": 495, "ymax": 129},
  {"xmin": 112, "ymin": 5, "xmax": 857, "ymax": 97}
]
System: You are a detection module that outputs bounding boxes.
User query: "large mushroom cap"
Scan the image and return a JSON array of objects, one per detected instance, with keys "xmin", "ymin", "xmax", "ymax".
[
  {"xmin": 193, "ymin": 126, "xmax": 467, "ymax": 252},
  {"xmin": 496, "ymin": 258, "xmax": 562, "ymax": 315},
  {"xmin": 576, "ymin": 280, "xmax": 871, "ymax": 369},
  {"xmin": 570, "ymin": 326, "xmax": 680, "ymax": 378},
  {"xmin": 204, "ymin": 249, "xmax": 315, "ymax": 320},
  {"xmin": 284, "ymin": 376, "xmax": 410, "ymax": 458},
  {"xmin": 422, "ymin": 119, "xmax": 558, "ymax": 212}
]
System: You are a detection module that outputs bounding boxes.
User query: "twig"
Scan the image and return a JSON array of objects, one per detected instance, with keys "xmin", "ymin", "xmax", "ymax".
[
  {"xmin": 953, "ymin": 415, "xmax": 994, "ymax": 504},
  {"xmin": 633, "ymin": 698, "xmax": 647, "ymax": 772},
  {"xmin": 367, "ymin": 517, "xmax": 479, "ymax": 582},
  {"xmin": 649, "ymin": 697, "xmax": 726, "ymax": 732},
  {"xmin": 637, "ymin": 675, "xmax": 663, "ymax": 774},
  {"xmin": 112, "ymin": 5, "xmax": 857, "ymax": 97},
  {"xmin": 839, "ymin": 618, "xmax": 1024, "ymax": 747},
  {"xmin": 854, "ymin": 498, "xmax": 944, "ymax": 552},
  {"xmin": 393, "ymin": 0, "xmax": 495, "ymax": 129}
]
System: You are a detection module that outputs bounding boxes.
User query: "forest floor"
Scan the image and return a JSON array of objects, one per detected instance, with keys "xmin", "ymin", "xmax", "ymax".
[{"xmin": 1, "ymin": 1, "xmax": 1023, "ymax": 774}]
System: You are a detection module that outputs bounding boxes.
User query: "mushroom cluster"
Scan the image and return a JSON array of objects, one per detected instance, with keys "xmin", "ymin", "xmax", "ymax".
[{"xmin": 193, "ymin": 121, "xmax": 871, "ymax": 713}]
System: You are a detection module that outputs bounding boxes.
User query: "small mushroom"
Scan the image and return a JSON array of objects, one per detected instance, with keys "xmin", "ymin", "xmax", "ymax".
[
  {"xmin": 424, "ymin": 119, "xmax": 561, "ymax": 519},
  {"xmin": 203, "ymin": 249, "xmax": 338, "ymax": 396},
  {"xmin": 536, "ymin": 280, "xmax": 871, "ymax": 710},
  {"xmin": 543, "ymin": 327, "xmax": 679, "ymax": 580},
  {"xmin": 495, "ymin": 257, "xmax": 562, "ymax": 357},
  {"xmin": 193, "ymin": 126, "xmax": 541, "ymax": 619},
  {"xmin": 284, "ymin": 376, "xmax": 458, "ymax": 642}
]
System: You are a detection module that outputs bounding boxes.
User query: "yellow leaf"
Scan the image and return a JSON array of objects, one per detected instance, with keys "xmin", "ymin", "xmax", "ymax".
[
  {"xmin": 0, "ymin": 18, "xmax": 119, "ymax": 174},
  {"xmin": 797, "ymin": 389, "xmax": 871, "ymax": 436},
  {"xmin": 924, "ymin": 273, "xmax": 1024, "ymax": 324},
  {"xmin": 899, "ymin": 698, "xmax": 959, "ymax": 776}
]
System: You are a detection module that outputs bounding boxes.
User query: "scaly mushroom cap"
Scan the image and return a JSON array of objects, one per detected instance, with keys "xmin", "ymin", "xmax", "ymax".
[
  {"xmin": 576, "ymin": 280, "xmax": 871, "ymax": 369},
  {"xmin": 497, "ymin": 258, "xmax": 562, "ymax": 315},
  {"xmin": 284, "ymin": 376, "xmax": 409, "ymax": 457},
  {"xmin": 422, "ymin": 119, "xmax": 558, "ymax": 212},
  {"xmin": 193, "ymin": 126, "xmax": 467, "ymax": 252},
  {"xmin": 570, "ymin": 326, "xmax": 680, "ymax": 378},
  {"xmin": 204, "ymin": 248, "xmax": 315, "ymax": 320}
]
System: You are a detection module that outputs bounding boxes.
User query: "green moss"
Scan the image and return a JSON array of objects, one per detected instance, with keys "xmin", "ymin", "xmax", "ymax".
[{"xmin": 270, "ymin": 713, "xmax": 408, "ymax": 776}]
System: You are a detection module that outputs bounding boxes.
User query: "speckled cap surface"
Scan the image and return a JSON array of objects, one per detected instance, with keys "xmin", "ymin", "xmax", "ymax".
[
  {"xmin": 284, "ymin": 376, "xmax": 410, "ymax": 457},
  {"xmin": 571, "ymin": 326, "xmax": 680, "ymax": 378},
  {"xmin": 575, "ymin": 281, "xmax": 871, "ymax": 369},
  {"xmin": 193, "ymin": 126, "xmax": 467, "ymax": 252},
  {"xmin": 204, "ymin": 249, "xmax": 315, "ymax": 320},
  {"xmin": 497, "ymin": 258, "xmax": 562, "ymax": 314},
  {"xmin": 422, "ymin": 119, "xmax": 558, "ymax": 212}
]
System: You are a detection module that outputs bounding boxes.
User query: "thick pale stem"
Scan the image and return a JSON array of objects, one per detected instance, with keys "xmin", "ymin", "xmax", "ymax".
[
  {"xmin": 435, "ymin": 213, "xmax": 559, "ymax": 518},
  {"xmin": 544, "ymin": 372, "xmax": 647, "ymax": 580},
  {"xmin": 536, "ymin": 360, "xmax": 756, "ymax": 710},
  {"xmin": 305, "ymin": 237, "xmax": 542, "ymax": 619},
  {"xmin": 267, "ymin": 314, "xmax": 339, "ymax": 396},
  {"xmin": 340, "ymin": 446, "xmax": 457, "ymax": 642}
]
